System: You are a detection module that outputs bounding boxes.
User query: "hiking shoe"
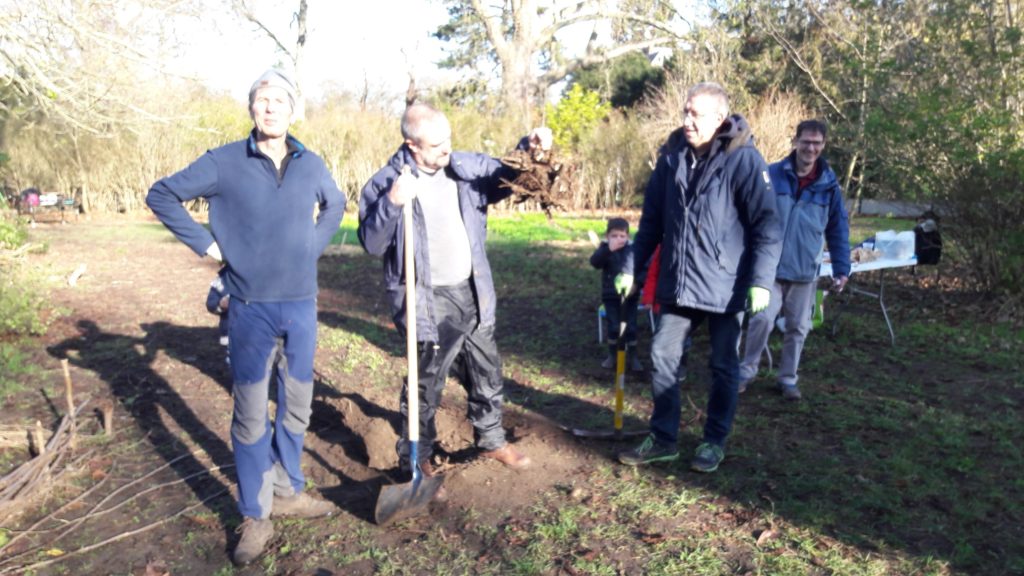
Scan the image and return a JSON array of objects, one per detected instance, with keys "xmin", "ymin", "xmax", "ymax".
[
  {"xmin": 690, "ymin": 442, "xmax": 725, "ymax": 473},
  {"xmin": 617, "ymin": 435, "xmax": 679, "ymax": 466},
  {"xmin": 601, "ymin": 355, "xmax": 615, "ymax": 369},
  {"xmin": 272, "ymin": 491, "xmax": 335, "ymax": 518},
  {"xmin": 233, "ymin": 517, "xmax": 274, "ymax": 566},
  {"xmin": 738, "ymin": 377, "xmax": 753, "ymax": 394},
  {"xmin": 780, "ymin": 384, "xmax": 802, "ymax": 401}
]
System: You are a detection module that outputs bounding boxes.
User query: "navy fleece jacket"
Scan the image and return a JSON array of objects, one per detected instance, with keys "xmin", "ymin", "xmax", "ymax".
[{"xmin": 147, "ymin": 132, "xmax": 345, "ymax": 302}]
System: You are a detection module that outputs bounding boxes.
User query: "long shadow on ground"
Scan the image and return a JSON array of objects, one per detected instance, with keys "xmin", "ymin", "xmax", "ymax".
[{"xmin": 47, "ymin": 319, "xmax": 238, "ymax": 555}]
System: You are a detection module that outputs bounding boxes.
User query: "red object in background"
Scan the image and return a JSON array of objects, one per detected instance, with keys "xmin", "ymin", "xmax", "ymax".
[
  {"xmin": 641, "ymin": 245, "xmax": 661, "ymax": 314},
  {"xmin": 23, "ymin": 189, "xmax": 40, "ymax": 206}
]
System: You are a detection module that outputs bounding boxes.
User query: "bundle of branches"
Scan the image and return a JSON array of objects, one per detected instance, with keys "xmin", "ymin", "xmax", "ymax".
[
  {"xmin": 499, "ymin": 147, "xmax": 576, "ymax": 218},
  {"xmin": 0, "ymin": 402, "xmax": 89, "ymax": 525}
]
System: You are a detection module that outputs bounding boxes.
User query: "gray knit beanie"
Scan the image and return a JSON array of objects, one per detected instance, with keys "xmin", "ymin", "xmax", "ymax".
[{"xmin": 248, "ymin": 68, "xmax": 296, "ymax": 110}]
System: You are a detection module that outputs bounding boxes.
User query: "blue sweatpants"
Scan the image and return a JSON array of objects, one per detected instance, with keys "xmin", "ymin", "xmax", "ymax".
[{"xmin": 228, "ymin": 299, "xmax": 317, "ymax": 520}]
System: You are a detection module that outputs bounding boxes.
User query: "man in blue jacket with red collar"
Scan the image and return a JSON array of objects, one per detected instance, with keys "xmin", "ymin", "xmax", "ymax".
[
  {"xmin": 618, "ymin": 82, "xmax": 781, "ymax": 473},
  {"xmin": 739, "ymin": 120, "xmax": 851, "ymax": 401},
  {"xmin": 147, "ymin": 68, "xmax": 345, "ymax": 566},
  {"xmin": 359, "ymin": 104, "xmax": 547, "ymax": 489}
]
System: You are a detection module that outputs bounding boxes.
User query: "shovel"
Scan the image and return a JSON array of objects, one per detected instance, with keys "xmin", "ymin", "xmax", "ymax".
[
  {"xmin": 567, "ymin": 291, "xmax": 648, "ymax": 440},
  {"xmin": 375, "ymin": 198, "xmax": 444, "ymax": 526}
]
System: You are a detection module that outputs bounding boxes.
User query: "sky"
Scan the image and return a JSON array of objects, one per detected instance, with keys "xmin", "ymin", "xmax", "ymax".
[
  {"xmin": 172, "ymin": 1, "xmax": 457, "ymax": 104},
  {"xmin": 167, "ymin": 0, "xmax": 624, "ymax": 107}
]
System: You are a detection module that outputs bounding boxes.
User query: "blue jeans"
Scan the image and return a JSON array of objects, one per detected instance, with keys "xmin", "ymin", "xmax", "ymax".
[{"xmin": 649, "ymin": 305, "xmax": 743, "ymax": 448}]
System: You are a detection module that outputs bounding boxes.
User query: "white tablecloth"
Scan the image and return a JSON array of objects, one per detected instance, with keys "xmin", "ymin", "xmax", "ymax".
[{"xmin": 819, "ymin": 255, "xmax": 917, "ymax": 278}]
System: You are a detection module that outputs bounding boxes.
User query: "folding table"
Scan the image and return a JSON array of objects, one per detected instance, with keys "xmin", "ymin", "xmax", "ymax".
[{"xmin": 818, "ymin": 255, "xmax": 918, "ymax": 345}]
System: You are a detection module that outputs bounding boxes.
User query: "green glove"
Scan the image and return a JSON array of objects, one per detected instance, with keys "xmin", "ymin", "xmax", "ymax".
[
  {"xmin": 748, "ymin": 286, "xmax": 770, "ymax": 314},
  {"xmin": 614, "ymin": 273, "xmax": 634, "ymax": 296}
]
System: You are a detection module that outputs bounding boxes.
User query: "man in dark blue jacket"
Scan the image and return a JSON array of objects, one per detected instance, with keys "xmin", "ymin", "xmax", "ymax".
[
  {"xmin": 359, "ymin": 104, "xmax": 548, "ymax": 485},
  {"xmin": 147, "ymin": 68, "xmax": 345, "ymax": 566},
  {"xmin": 618, "ymin": 82, "xmax": 782, "ymax": 473},
  {"xmin": 739, "ymin": 120, "xmax": 850, "ymax": 401}
]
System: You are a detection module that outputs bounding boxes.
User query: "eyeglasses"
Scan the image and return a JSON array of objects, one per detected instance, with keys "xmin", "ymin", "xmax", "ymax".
[
  {"xmin": 683, "ymin": 109, "xmax": 715, "ymax": 121},
  {"xmin": 796, "ymin": 139, "xmax": 825, "ymax": 148}
]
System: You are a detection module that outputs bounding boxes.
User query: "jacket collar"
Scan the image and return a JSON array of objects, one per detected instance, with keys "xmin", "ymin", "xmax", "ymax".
[
  {"xmin": 661, "ymin": 113, "xmax": 755, "ymax": 163},
  {"xmin": 247, "ymin": 130, "xmax": 305, "ymax": 158}
]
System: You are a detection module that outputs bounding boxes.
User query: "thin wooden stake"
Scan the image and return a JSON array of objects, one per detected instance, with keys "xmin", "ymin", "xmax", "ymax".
[
  {"xmin": 98, "ymin": 401, "xmax": 114, "ymax": 436},
  {"xmin": 60, "ymin": 360, "xmax": 76, "ymax": 450},
  {"xmin": 29, "ymin": 421, "xmax": 45, "ymax": 457}
]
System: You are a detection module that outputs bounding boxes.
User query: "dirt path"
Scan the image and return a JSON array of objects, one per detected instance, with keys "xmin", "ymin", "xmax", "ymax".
[{"xmin": 2, "ymin": 217, "xmax": 618, "ymax": 574}]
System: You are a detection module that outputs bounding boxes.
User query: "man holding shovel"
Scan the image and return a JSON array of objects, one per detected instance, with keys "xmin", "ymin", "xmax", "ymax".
[{"xmin": 359, "ymin": 104, "xmax": 546, "ymax": 504}]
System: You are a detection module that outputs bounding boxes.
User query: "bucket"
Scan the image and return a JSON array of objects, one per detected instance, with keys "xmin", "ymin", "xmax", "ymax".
[
  {"xmin": 874, "ymin": 230, "xmax": 897, "ymax": 258},
  {"xmin": 892, "ymin": 231, "xmax": 916, "ymax": 260}
]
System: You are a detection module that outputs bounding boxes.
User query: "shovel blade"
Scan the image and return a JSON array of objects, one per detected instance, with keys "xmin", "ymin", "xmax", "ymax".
[
  {"xmin": 374, "ymin": 475, "xmax": 445, "ymax": 526},
  {"xmin": 569, "ymin": 427, "xmax": 649, "ymax": 440}
]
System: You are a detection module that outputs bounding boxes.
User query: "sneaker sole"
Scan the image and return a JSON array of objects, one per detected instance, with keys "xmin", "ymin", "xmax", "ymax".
[
  {"xmin": 690, "ymin": 460, "xmax": 721, "ymax": 473},
  {"xmin": 618, "ymin": 453, "xmax": 679, "ymax": 466}
]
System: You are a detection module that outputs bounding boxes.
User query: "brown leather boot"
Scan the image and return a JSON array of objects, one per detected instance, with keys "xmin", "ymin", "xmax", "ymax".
[
  {"xmin": 481, "ymin": 444, "xmax": 531, "ymax": 469},
  {"xmin": 233, "ymin": 517, "xmax": 274, "ymax": 566}
]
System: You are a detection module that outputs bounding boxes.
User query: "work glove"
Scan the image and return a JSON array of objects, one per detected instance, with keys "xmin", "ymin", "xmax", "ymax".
[
  {"xmin": 748, "ymin": 286, "xmax": 770, "ymax": 314},
  {"xmin": 614, "ymin": 273, "xmax": 634, "ymax": 296}
]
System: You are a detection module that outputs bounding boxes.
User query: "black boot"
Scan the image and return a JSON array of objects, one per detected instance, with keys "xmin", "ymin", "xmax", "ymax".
[
  {"xmin": 601, "ymin": 344, "xmax": 617, "ymax": 369},
  {"xmin": 626, "ymin": 343, "xmax": 643, "ymax": 372}
]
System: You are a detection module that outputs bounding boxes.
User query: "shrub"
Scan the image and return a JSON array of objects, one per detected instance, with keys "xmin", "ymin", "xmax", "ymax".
[
  {"xmin": 546, "ymin": 84, "xmax": 611, "ymax": 152},
  {"xmin": 0, "ymin": 214, "xmax": 45, "ymax": 336}
]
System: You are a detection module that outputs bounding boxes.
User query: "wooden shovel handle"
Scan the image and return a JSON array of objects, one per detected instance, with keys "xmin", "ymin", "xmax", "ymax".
[{"xmin": 404, "ymin": 201, "xmax": 419, "ymax": 443}]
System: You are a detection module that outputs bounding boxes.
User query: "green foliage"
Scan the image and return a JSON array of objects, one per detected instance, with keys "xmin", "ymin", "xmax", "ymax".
[
  {"xmin": 0, "ymin": 269, "xmax": 46, "ymax": 336},
  {"xmin": 545, "ymin": 84, "xmax": 611, "ymax": 153},
  {"xmin": 571, "ymin": 52, "xmax": 666, "ymax": 108},
  {"xmin": 0, "ymin": 343, "xmax": 30, "ymax": 398},
  {"xmin": 0, "ymin": 213, "xmax": 45, "ymax": 336},
  {"xmin": 0, "ymin": 215, "xmax": 27, "ymax": 249}
]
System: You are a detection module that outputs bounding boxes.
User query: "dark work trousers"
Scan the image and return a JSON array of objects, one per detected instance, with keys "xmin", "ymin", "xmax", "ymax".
[{"xmin": 397, "ymin": 279, "xmax": 507, "ymax": 471}]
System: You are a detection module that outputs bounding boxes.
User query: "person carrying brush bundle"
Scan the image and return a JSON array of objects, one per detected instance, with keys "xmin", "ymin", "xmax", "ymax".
[{"xmin": 359, "ymin": 103, "xmax": 550, "ymax": 491}]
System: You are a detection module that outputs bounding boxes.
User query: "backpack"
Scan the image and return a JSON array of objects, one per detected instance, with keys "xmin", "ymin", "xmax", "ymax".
[{"xmin": 914, "ymin": 218, "xmax": 942, "ymax": 265}]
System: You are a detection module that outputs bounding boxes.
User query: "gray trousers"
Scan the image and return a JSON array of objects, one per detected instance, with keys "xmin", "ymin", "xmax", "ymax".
[{"xmin": 739, "ymin": 280, "xmax": 816, "ymax": 387}]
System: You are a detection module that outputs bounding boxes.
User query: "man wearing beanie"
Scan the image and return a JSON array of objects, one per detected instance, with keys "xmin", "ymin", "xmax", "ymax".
[{"xmin": 147, "ymin": 67, "xmax": 345, "ymax": 566}]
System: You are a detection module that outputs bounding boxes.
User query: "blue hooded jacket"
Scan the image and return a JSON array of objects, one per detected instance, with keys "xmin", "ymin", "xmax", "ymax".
[
  {"xmin": 358, "ymin": 143, "xmax": 521, "ymax": 342},
  {"xmin": 147, "ymin": 131, "xmax": 345, "ymax": 302},
  {"xmin": 769, "ymin": 153, "xmax": 851, "ymax": 282},
  {"xmin": 632, "ymin": 114, "xmax": 782, "ymax": 314}
]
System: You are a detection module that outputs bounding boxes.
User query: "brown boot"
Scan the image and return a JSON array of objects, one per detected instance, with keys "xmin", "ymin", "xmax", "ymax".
[
  {"xmin": 420, "ymin": 460, "xmax": 448, "ymax": 502},
  {"xmin": 481, "ymin": 444, "xmax": 531, "ymax": 469},
  {"xmin": 233, "ymin": 517, "xmax": 274, "ymax": 566},
  {"xmin": 271, "ymin": 491, "xmax": 335, "ymax": 518}
]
